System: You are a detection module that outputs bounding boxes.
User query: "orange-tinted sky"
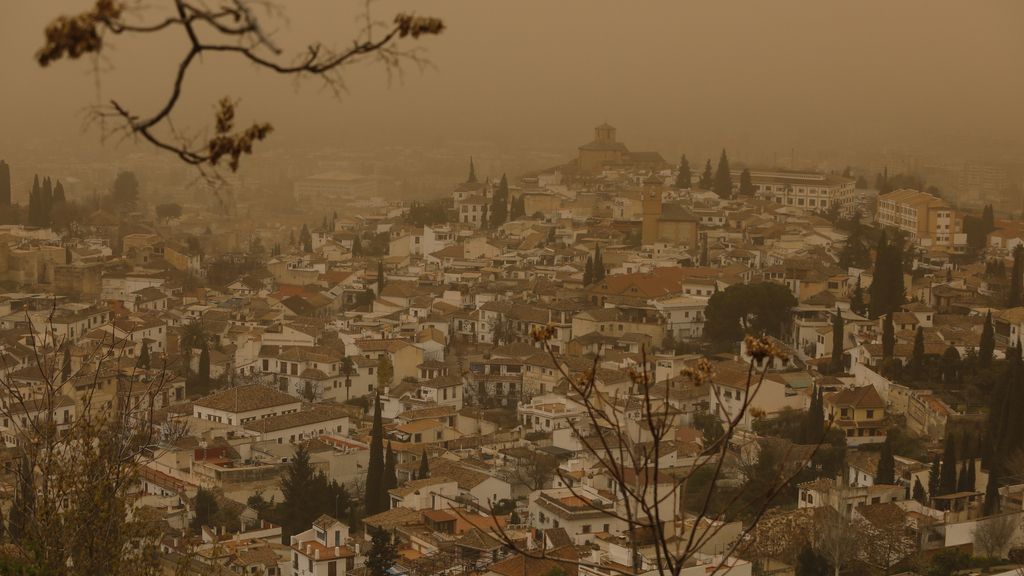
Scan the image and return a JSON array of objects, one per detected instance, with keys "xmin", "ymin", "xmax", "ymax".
[{"xmin": 2, "ymin": 1, "xmax": 1023, "ymax": 166}]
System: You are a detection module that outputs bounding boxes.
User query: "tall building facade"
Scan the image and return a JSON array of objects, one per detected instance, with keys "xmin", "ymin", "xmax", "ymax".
[{"xmin": 875, "ymin": 188, "xmax": 958, "ymax": 246}]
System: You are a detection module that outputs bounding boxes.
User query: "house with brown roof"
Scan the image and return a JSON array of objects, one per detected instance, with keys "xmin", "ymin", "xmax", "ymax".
[
  {"xmin": 192, "ymin": 384, "xmax": 301, "ymax": 426},
  {"xmin": 289, "ymin": 515, "xmax": 355, "ymax": 576},
  {"xmin": 823, "ymin": 385, "xmax": 888, "ymax": 446}
]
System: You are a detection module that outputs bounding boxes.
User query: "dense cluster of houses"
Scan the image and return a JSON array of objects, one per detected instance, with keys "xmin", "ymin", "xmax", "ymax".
[{"xmin": 2, "ymin": 125, "xmax": 1024, "ymax": 575}]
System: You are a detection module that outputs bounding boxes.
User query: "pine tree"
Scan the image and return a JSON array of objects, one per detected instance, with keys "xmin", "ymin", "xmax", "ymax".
[
  {"xmin": 882, "ymin": 312, "xmax": 895, "ymax": 360},
  {"xmin": 739, "ymin": 168, "xmax": 755, "ymax": 196},
  {"xmin": 908, "ymin": 326, "xmax": 925, "ymax": 381},
  {"xmin": 583, "ymin": 256, "xmax": 594, "ymax": 285},
  {"xmin": 830, "ymin": 308, "xmax": 844, "ymax": 374},
  {"xmin": 850, "ymin": 276, "xmax": 866, "ymax": 316},
  {"xmin": 699, "ymin": 159, "xmax": 714, "ymax": 189},
  {"xmin": 876, "ymin": 436, "xmax": 895, "ymax": 484},
  {"xmin": 366, "ymin": 528, "xmax": 398, "ymax": 576},
  {"xmin": 979, "ymin": 310, "xmax": 995, "ymax": 367},
  {"xmin": 712, "ymin": 149, "xmax": 732, "ymax": 198},
  {"xmin": 1009, "ymin": 245, "xmax": 1024, "ymax": 307},
  {"xmin": 364, "ymin": 394, "xmax": 386, "ymax": 516},
  {"xmin": 675, "ymin": 154, "xmax": 692, "ymax": 189},
  {"xmin": 418, "ymin": 449, "xmax": 429, "ymax": 480},
  {"xmin": 190, "ymin": 488, "xmax": 219, "ymax": 534}
]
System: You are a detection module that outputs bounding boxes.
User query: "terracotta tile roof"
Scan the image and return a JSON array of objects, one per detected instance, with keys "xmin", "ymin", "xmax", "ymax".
[{"xmin": 193, "ymin": 384, "xmax": 299, "ymax": 413}]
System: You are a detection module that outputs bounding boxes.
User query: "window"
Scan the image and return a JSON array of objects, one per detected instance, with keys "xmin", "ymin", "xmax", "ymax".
[
  {"xmin": 328, "ymin": 561, "xmax": 337, "ymax": 576},
  {"xmin": 582, "ymin": 524, "xmax": 591, "ymax": 534},
  {"xmin": 866, "ymin": 409, "xmax": 874, "ymax": 419}
]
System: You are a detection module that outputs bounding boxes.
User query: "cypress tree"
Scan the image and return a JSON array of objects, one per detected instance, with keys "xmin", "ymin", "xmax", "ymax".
[
  {"xmin": 364, "ymin": 394, "xmax": 386, "ymax": 516},
  {"xmin": 41, "ymin": 176, "xmax": 53, "ymax": 227},
  {"xmin": 712, "ymin": 149, "xmax": 732, "ymax": 198},
  {"xmin": 382, "ymin": 441, "xmax": 397, "ymax": 512},
  {"xmin": 912, "ymin": 478, "xmax": 927, "ymax": 503},
  {"xmin": 939, "ymin": 433, "xmax": 958, "ymax": 497},
  {"xmin": 738, "ymin": 168, "xmax": 755, "ymax": 196},
  {"xmin": 830, "ymin": 307, "xmax": 845, "ymax": 374},
  {"xmin": 197, "ymin": 344, "xmax": 211, "ymax": 391},
  {"xmin": 28, "ymin": 175, "xmax": 41, "ymax": 227},
  {"xmin": 928, "ymin": 453, "xmax": 941, "ymax": 498},
  {"xmin": 876, "ymin": 436, "xmax": 895, "ymax": 485},
  {"xmin": 908, "ymin": 327, "xmax": 925, "ymax": 381},
  {"xmin": 377, "ymin": 260, "xmax": 386, "ymax": 296},
  {"xmin": 699, "ymin": 159, "xmax": 713, "ymax": 189},
  {"xmin": 490, "ymin": 174, "xmax": 509, "ymax": 228},
  {"xmin": 593, "ymin": 245, "xmax": 605, "ymax": 282},
  {"xmin": 804, "ymin": 386, "xmax": 824, "ymax": 444},
  {"xmin": 967, "ymin": 457, "xmax": 977, "ymax": 492},
  {"xmin": 138, "ymin": 341, "xmax": 151, "ymax": 369},
  {"xmin": 418, "ymin": 449, "xmax": 429, "ymax": 480},
  {"xmin": 61, "ymin": 346, "xmax": 71, "ymax": 382},
  {"xmin": 882, "ymin": 312, "xmax": 895, "ymax": 360},
  {"xmin": 0, "ymin": 159, "xmax": 10, "ymax": 206},
  {"xmin": 869, "ymin": 231, "xmax": 891, "ymax": 318},
  {"xmin": 583, "ymin": 257, "xmax": 594, "ymax": 285},
  {"xmin": 1009, "ymin": 245, "xmax": 1024, "ymax": 308},
  {"xmin": 941, "ymin": 345, "xmax": 961, "ymax": 386},
  {"xmin": 8, "ymin": 455, "xmax": 34, "ymax": 542},
  {"xmin": 982, "ymin": 204, "xmax": 995, "ymax": 232},
  {"xmin": 850, "ymin": 276, "xmax": 866, "ymax": 316},
  {"xmin": 957, "ymin": 461, "xmax": 971, "ymax": 493},
  {"xmin": 990, "ymin": 340, "xmax": 1022, "ymax": 466},
  {"xmin": 983, "ymin": 464, "xmax": 1001, "ymax": 515},
  {"xmin": 979, "ymin": 310, "xmax": 995, "ymax": 367},
  {"xmin": 675, "ymin": 154, "xmax": 692, "ymax": 189},
  {"xmin": 467, "ymin": 157, "xmax": 477, "ymax": 184}
]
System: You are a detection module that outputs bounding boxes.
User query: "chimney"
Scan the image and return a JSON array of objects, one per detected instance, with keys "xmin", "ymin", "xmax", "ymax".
[
  {"xmin": 315, "ymin": 548, "xmax": 320, "ymax": 561},
  {"xmin": 335, "ymin": 546, "xmax": 341, "ymax": 556}
]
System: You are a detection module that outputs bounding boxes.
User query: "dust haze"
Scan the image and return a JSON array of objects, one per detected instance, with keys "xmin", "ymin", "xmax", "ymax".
[{"xmin": 1, "ymin": 1, "xmax": 1023, "ymax": 190}]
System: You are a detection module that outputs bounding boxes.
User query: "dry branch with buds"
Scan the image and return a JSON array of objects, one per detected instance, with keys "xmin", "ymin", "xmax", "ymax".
[{"xmin": 36, "ymin": 0, "xmax": 444, "ymax": 174}]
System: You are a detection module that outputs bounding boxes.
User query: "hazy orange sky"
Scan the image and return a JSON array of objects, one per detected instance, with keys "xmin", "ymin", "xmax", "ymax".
[{"xmin": 2, "ymin": 1, "xmax": 1023, "ymax": 166}]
